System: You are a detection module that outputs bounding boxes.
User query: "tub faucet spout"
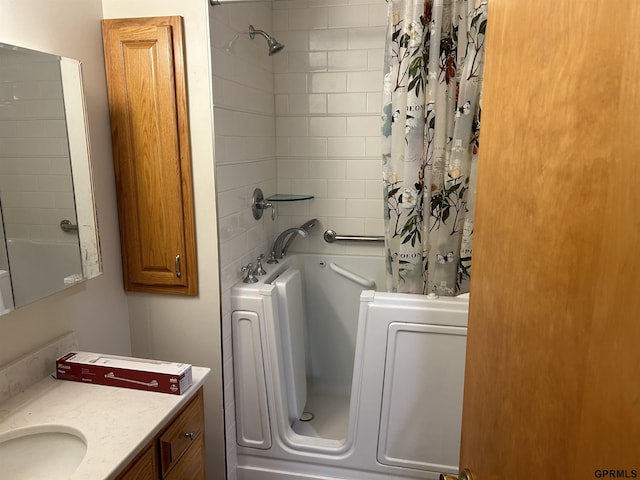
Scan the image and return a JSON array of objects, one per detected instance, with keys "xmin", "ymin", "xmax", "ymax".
[{"xmin": 273, "ymin": 228, "xmax": 308, "ymax": 259}]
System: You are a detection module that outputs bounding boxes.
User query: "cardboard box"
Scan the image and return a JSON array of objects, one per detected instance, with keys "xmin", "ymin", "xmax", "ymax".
[{"xmin": 56, "ymin": 352, "xmax": 192, "ymax": 395}]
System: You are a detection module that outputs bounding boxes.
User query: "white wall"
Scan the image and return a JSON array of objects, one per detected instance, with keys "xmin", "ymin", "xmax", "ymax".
[
  {"xmin": 101, "ymin": 1, "xmax": 225, "ymax": 478},
  {"xmin": 0, "ymin": 1, "xmax": 131, "ymax": 366},
  {"xmin": 273, "ymin": 0, "xmax": 387, "ymax": 256},
  {"xmin": 209, "ymin": 3, "xmax": 276, "ymax": 478}
]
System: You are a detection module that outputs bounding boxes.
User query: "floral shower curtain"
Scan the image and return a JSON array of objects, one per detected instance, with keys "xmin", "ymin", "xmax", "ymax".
[{"xmin": 381, "ymin": 0, "xmax": 487, "ymax": 295}]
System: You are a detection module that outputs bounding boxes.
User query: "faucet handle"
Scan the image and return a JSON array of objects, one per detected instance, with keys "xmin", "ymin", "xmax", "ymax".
[
  {"xmin": 241, "ymin": 263, "xmax": 259, "ymax": 283},
  {"xmin": 266, "ymin": 251, "xmax": 278, "ymax": 264},
  {"xmin": 254, "ymin": 254, "xmax": 267, "ymax": 275}
]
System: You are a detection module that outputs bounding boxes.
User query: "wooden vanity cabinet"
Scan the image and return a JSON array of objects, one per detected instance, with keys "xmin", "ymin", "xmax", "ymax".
[
  {"xmin": 115, "ymin": 388, "xmax": 206, "ymax": 480},
  {"xmin": 101, "ymin": 16, "xmax": 198, "ymax": 295}
]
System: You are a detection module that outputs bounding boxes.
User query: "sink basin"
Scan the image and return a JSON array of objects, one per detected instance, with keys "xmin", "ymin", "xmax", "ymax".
[{"xmin": 0, "ymin": 426, "xmax": 87, "ymax": 479}]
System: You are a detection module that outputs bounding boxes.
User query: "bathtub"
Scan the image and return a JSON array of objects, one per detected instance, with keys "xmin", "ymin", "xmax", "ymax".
[{"xmin": 231, "ymin": 254, "xmax": 468, "ymax": 480}]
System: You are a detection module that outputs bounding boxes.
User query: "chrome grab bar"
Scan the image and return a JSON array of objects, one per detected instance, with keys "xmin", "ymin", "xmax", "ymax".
[
  {"xmin": 60, "ymin": 219, "xmax": 79, "ymax": 233},
  {"xmin": 323, "ymin": 229, "xmax": 384, "ymax": 243}
]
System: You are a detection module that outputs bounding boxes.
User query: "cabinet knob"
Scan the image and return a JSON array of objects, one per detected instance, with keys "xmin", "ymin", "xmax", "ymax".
[{"xmin": 185, "ymin": 432, "xmax": 196, "ymax": 441}]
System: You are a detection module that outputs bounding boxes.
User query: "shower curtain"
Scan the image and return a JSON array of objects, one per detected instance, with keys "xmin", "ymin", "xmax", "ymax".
[{"xmin": 381, "ymin": 0, "xmax": 487, "ymax": 295}]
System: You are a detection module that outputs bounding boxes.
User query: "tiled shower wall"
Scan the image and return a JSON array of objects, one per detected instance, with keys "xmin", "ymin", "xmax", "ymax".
[
  {"xmin": 272, "ymin": 0, "xmax": 387, "ymax": 255},
  {"xmin": 213, "ymin": 2, "xmax": 388, "ymax": 478},
  {"xmin": 209, "ymin": 3, "xmax": 276, "ymax": 478}
]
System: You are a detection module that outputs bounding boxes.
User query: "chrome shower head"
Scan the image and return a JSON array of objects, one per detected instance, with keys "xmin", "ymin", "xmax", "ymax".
[{"xmin": 249, "ymin": 25, "xmax": 285, "ymax": 56}]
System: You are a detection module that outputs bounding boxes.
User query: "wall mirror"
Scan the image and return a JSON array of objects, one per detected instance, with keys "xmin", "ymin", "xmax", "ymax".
[{"xmin": 0, "ymin": 42, "xmax": 102, "ymax": 314}]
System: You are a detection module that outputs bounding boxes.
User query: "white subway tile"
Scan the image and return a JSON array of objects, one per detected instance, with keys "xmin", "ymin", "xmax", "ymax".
[
  {"xmin": 275, "ymin": 95, "xmax": 290, "ymax": 114},
  {"xmin": 310, "ymin": 0, "xmax": 345, "ymax": 6},
  {"xmin": 277, "ymin": 200, "xmax": 311, "ymax": 216},
  {"xmin": 347, "ymin": 71, "xmax": 383, "ymax": 92},
  {"xmin": 272, "ymin": 52, "xmax": 289, "ymax": 73},
  {"xmin": 272, "ymin": 31, "xmax": 310, "ymax": 52},
  {"xmin": 274, "ymin": 73, "xmax": 308, "ymax": 94},
  {"xmin": 327, "ymin": 137, "xmax": 366, "ymax": 157},
  {"xmin": 348, "ymin": 26, "xmax": 386, "ymax": 50},
  {"xmin": 365, "ymin": 136, "xmax": 382, "ymax": 157},
  {"xmin": 365, "ymin": 179, "xmax": 383, "ymax": 199},
  {"xmin": 327, "ymin": 179, "xmax": 366, "ymax": 198},
  {"xmin": 368, "ymin": 49, "xmax": 385, "ymax": 70},
  {"xmin": 347, "ymin": 115, "xmax": 380, "ymax": 136},
  {"xmin": 327, "ymin": 93, "xmax": 367, "ymax": 113},
  {"xmin": 49, "ymin": 157, "xmax": 69, "ymax": 175},
  {"xmin": 0, "ymin": 174, "xmax": 37, "ymax": 191},
  {"xmin": 277, "ymin": 117, "xmax": 309, "ymax": 137},
  {"xmin": 278, "ymin": 159, "xmax": 310, "ymax": 178},
  {"xmin": 368, "ymin": 3, "xmax": 389, "ymax": 27},
  {"xmin": 274, "ymin": 0, "xmax": 307, "ymax": 9},
  {"xmin": 277, "ymin": 178, "xmax": 293, "ymax": 193},
  {"xmin": 309, "ymin": 29, "xmax": 349, "ymax": 51},
  {"xmin": 310, "ymin": 72, "xmax": 347, "ymax": 93},
  {"xmin": 328, "ymin": 50, "xmax": 368, "ymax": 71},
  {"xmin": 289, "ymin": 179, "xmax": 328, "ymax": 198},
  {"xmin": 216, "ymin": 188, "xmax": 243, "ymax": 218},
  {"xmin": 326, "ymin": 216, "xmax": 365, "ymax": 235},
  {"xmin": 277, "ymin": 137, "xmax": 291, "ymax": 156},
  {"xmin": 327, "ymin": 5, "xmax": 369, "ymax": 28},
  {"xmin": 213, "ymin": 108, "xmax": 235, "ymax": 136},
  {"xmin": 218, "ymin": 214, "xmax": 242, "ymax": 243},
  {"xmin": 309, "ymin": 117, "xmax": 347, "ymax": 136},
  {"xmin": 289, "ymin": 52, "xmax": 328, "ymax": 72},
  {"xmin": 289, "ymin": 7, "xmax": 328, "ymax": 29},
  {"xmin": 365, "ymin": 218, "xmax": 385, "ymax": 235},
  {"xmin": 273, "ymin": 11, "xmax": 289, "ymax": 31},
  {"xmin": 346, "ymin": 198, "xmax": 383, "ymax": 217},
  {"xmin": 290, "ymin": 137, "xmax": 328, "ymax": 156},
  {"xmin": 37, "ymin": 174, "xmax": 72, "ymax": 192},
  {"xmin": 289, "ymin": 93, "xmax": 328, "ymax": 114},
  {"xmin": 309, "ymin": 160, "xmax": 347, "ymax": 179},
  {"xmin": 367, "ymin": 92, "xmax": 382, "ymax": 112},
  {"xmin": 346, "ymin": 159, "xmax": 381, "ymax": 179},
  {"xmin": 0, "ymin": 191, "xmax": 55, "ymax": 208},
  {"xmin": 309, "ymin": 198, "xmax": 346, "ymax": 217}
]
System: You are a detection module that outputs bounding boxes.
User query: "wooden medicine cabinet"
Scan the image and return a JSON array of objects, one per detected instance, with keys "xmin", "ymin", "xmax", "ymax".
[{"xmin": 102, "ymin": 16, "xmax": 197, "ymax": 295}]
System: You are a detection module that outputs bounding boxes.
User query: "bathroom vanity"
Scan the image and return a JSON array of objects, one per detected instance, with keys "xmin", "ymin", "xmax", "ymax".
[{"xmin": 0, "ymin": 361, "xmax": 209, "ymax": 479}]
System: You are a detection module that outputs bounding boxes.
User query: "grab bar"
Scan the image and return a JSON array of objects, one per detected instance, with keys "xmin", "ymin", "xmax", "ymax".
[
  {"xmin": 60, "ymin": 219, "xmax": 78, "ymax": 233},
  {"xmin": 329, "ymin": 262, "xmax": 376, "ymax": 289},
  {"xmin": 323, "ymin": 229, "xmax": 384, "ymax": 243}
]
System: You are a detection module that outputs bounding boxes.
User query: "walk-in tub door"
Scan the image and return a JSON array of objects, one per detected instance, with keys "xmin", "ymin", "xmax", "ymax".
[
  {"xmin": 232, "ymin": 310, "xmax": 272, "ymax": 449},
  {"xmin": 377, "ymin": 322, "xmax": 467, "ymax": 474}
]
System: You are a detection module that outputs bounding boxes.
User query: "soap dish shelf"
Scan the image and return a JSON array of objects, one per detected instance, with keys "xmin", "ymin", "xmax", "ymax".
[
  {"xmin": 266, "ymin": 194, "xmax": 314, "ymax": 202},
  {"xmin": 252, "ymin": 189, "xmax": 314, "ymax": 220}
]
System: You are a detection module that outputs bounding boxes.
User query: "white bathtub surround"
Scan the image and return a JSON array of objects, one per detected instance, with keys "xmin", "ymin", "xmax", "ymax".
[
  {"xmin": 0, "ymin": 364, "xmax": 209, "ymax": 479},
  {"xmin": 232, "ymin": 254, "xmax": 468, "ymax": 479},
  {"xmin": 0, "ymin": 332, "xmax": 77, "ymax": 405}
]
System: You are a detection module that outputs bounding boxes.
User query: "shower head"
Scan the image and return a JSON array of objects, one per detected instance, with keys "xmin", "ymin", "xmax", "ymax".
[{"xmin": 249, "ymin": 25, "xmax": 285, "ymax": 56}]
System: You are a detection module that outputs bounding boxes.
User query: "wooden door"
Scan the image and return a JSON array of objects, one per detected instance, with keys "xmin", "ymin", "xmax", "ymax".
[
  {"xmin": 460, "ymin": 1, "xmax": 640, "ymax": 478},
  {"xmin": 102, "ymin": 16, "xmax": 197, "ymax": 295}
]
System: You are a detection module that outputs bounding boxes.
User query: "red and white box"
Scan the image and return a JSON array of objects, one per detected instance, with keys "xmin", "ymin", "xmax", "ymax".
[{"xmin": 56, "ymin": 351, "xmax": 193, "ymax": 395}]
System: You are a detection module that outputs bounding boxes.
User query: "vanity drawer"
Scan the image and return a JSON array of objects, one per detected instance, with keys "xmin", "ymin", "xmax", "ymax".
[
  {"xmin": 159, "ymin": 389, "xmax": 204, "ymax": 478},
  {"xmin": 165, "ymin": 434, "xmax": 205, "ymax": 480}
]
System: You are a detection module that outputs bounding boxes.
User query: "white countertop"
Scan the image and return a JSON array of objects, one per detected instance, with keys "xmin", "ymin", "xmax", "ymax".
[{"xmin": 0, "ymin": 365, "xmax": 210, "ymax": 479}]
